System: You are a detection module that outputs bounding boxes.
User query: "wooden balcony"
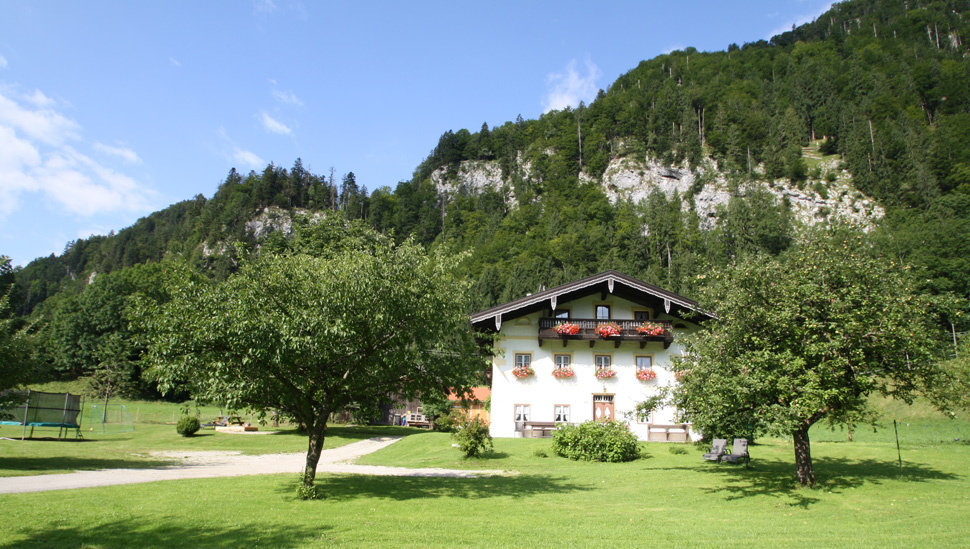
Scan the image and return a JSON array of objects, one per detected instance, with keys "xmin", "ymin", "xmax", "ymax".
[{"xmin": 538, "ymin": 318, "xmax": 674, "ymax": 349}]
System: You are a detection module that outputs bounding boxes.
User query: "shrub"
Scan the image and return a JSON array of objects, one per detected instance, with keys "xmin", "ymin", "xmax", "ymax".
[
  {"xmin": 668, "ymin": 444, "xmax": 689, "ymax": 455},
  {"xmin": 296, "ymin": 482, "xmax": 319, "ymax": 500},
  {"xmin": 532, "ymin": 448, "xmax": 548, "ymax": 458},
  {"xmin": 451, "ymin": 417, "xmax": 493, "ymax": 458},
  {"xmin": 552, "ymin": 420, "xmax": 639, "ymax": 462},
  {"xmin": 434, "ymin": 409, "xmax": 463, "ymax": 433},
  {"xmin": 176, "ymin": 415, "xmax": 201, "ymax": 437}
]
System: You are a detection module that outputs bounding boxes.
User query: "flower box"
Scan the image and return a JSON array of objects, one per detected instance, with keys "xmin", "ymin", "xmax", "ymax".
[
  {"xmin": 595, "ymin": 322, "xmax": 622, "ymax": 338},
  {"xmin": 552, "ymin": 366, "xmax": 575, "ymax": 378},
  {"xmin": 512, "ymin": 365, "xmax": 535, "ymax": 379},
  {"xmin": 636, "ymin": 368, "xmax": 657, "ymax": 381},
  {"xmin": 635, "ymin": 322, "xmax": 666, "ymax": 337},
  {"xmin": 595, "ymin": 368, "xmax": 616, "ymax": 380},
  {"xmin": 555, "ymin": 322, "xmax": 581, "ymax": 336}
]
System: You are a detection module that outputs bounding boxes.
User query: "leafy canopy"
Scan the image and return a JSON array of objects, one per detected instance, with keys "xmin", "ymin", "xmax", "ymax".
[
  {"xmin": 138, "ymin": 226, "xmax": 486, "ymax": 489},
  {"xmin": 672, "ymin": 225, "xmax": 953, "ymax": 484}
]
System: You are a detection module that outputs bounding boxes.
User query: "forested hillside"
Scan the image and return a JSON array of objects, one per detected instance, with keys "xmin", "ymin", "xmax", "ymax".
[{"xmin": 4, "ymin": 0, "xmax": 970, "ymax": 391}]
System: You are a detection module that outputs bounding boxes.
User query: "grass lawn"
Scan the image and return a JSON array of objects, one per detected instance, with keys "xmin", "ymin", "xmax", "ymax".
[
  {"xmin": 1, "ymin": 391, "xmax": 967, "ymax": 547},
  {"xmin": 1, "ymin": 432, "xmax": 968, "ymax": 545}
]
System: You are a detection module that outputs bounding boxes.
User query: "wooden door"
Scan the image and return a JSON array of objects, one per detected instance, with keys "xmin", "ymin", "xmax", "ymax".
[{"xmin": 593, "ymin": 394, "xmax": 615, "ymax": 422}]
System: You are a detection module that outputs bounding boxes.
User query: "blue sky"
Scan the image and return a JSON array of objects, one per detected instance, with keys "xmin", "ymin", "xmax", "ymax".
[{"xmin": 0, "ymin": 0, "xmax": 833, "ymax": 267}]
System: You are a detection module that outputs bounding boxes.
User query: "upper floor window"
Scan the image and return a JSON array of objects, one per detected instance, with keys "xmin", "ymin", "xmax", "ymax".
[
  {"xmin": 595, "ymin": 355, "xmax": 612, "ymax": 370},
  {"xmin": 554, "ymin": 354, "xmax": 571, "ymax": 369},
  {"xmin": 634, "ymin": 310, "xmax": 651, "ymax": 321},
  {"xmin": 515, "ymin": 353, "xmax": 532, "ymax": 368},
  {"xmin": 636, "ymin": 355, "xmax": 653, "ymax": 371},
  {"xmin": 554, "ymin": 309, "xmax": 570, "ymax": 319},
  {"xmin": 596, "ymin": 305, "xmax": 611, "ymax": 320}
]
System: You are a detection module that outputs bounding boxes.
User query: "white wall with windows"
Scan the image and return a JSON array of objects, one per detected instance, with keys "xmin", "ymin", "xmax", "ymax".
[{"xmin": 488, "ymin": 293, "xmax": 697, "ymax": 440}]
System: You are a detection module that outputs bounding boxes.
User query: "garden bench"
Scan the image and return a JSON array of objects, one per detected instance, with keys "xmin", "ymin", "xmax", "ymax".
[
  {"xmin": 647, "ymin": 424, "xmax": 690, "ymax": 442},
  {"xmin": 524, "ymin": 421, "xmax": 557, "ymax": 438}
]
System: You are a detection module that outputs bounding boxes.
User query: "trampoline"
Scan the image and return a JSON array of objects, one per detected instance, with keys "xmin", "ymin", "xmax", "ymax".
[{"xmin": 0, "ymin": 390, "xmax": 85, "ymax": 440}]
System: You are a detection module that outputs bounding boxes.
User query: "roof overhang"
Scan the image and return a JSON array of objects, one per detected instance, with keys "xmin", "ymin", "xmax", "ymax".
[{"xmin": 470, "ymin": 270, "xmax": 713, "ymax": 331}]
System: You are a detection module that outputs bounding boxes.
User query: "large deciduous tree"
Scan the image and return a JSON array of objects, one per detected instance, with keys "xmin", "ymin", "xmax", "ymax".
[
  {"xmin": 139, "ymin": 234, "xmax": 485, "ymax": 492},
  {"xmin": 673, "ymin": 226, "xmax": 953, "ymax": 486}
]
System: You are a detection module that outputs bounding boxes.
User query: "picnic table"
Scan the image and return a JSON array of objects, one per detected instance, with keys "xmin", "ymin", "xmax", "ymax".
[{"xmin": 202, "ymin": 415, "xmax": 245, "ymax": 429}]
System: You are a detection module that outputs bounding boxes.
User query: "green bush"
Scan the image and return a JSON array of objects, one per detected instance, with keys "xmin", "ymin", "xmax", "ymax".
[
  {"xmin": 176, "ymin": 415, "xmax": 201, "ymax": 437},
  {"xmin": 451, "ymin": 417, "xmax": 493, "ymax": 458},
  {"xmin": 668, "ymin": 444, "xmax": 689, "ymax": 455},
  {"xmin": 552, "ymin": 420, "xmax": 640, "ymax": 462}
]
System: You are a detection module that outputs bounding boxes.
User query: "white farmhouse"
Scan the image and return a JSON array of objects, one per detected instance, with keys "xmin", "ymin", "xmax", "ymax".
[{"xmin": 471, "ymin": 270, "xmax": 713, "ymax": 442}]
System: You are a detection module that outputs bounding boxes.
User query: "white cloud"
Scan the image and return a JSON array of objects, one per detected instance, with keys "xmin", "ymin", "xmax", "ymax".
[
  {"xmin": 272, "ymin": 89, "xmax": 304, "ymax": 107},
  {"xmin": 168, "ymin": 57, "xmax": 181, "ymax": 67},
  {"xmin": 233, "ymin": 148, "xmax": 264, "ymax": 168},
  {"xmin": 542, "ymin": 57, "xmax": 601, "ymax": 113},
  {"xmin": 0, "ymin": 87, "xmax": 79, "ymax": 145},
  {"xmin": 0, "ymin": 56, "xmax": 7, "ymax": 69},
  {"xmin": 94, "ymin": 142, "xmax": 142, "ymax": 164},
  {"xmin": 0, "ymin": 87, "xmax": 156, "ymax": 219},
  {"xmin": 253, "ymin": 0, "xmax": 276, "ymax": 15},
  {"xmin": 258, "ymin": 111, "xmax": 291, "ymax": 134}
]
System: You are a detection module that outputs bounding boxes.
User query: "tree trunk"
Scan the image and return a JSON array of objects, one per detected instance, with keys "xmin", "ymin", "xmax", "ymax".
[
  {"xmin": 303, "ymin": 418, "xmax": 328, "ymax": 488},
  {"xmin": 793, "ymin": 427, "xmax": 815, "ymax": 486}
]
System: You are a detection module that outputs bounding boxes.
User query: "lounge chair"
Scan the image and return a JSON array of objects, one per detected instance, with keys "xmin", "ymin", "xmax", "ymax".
[
  {"xmin": 721, "ymin": 438, "xmax": 750, "ymax": 465},
  {"xmin": 702, "ymin": 438, "xmax": 728, "ymax": 462}
]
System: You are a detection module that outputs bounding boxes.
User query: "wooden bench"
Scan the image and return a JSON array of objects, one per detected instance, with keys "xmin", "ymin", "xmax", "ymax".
[
  {"xmin": 524, "ymin": 421, "xmax": 557, "ymax": 438},
  {"xmin": 404, "ymin": 413, "xmax": 432, "ymax": 429},
  {"xmin": 647, "ymin": 424, "xmax": 690, "ymax": 442}
]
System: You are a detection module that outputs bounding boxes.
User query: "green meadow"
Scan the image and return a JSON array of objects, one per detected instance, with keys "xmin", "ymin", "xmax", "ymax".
[{"xmin": 1, "ymin": 389, "xmax": 968, "ymax": 548}]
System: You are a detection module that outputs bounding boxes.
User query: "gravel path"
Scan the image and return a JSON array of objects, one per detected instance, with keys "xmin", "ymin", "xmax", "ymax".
[{"xmin": 0, "ymin": 436, "xmax": 505, "ymax": 494}]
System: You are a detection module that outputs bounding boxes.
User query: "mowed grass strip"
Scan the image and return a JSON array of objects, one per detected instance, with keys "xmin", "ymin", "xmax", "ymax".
[{"xmin": 1, "ymin": 426, "xmax": 968, "ymax": 547}]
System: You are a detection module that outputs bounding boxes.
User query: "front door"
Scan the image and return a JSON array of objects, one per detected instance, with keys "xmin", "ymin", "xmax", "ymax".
[{"xmin": 593, "ymin": 394, "xmax": 614, "ymax": 422}]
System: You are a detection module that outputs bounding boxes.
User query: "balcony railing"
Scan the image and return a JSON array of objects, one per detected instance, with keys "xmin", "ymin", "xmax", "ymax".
[{"xmin": 538, "ymin": 318, "xmax": 674, "ymax": 349}]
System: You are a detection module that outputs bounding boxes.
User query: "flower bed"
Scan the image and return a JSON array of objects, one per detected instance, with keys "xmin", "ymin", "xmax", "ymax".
[
  {"xmin": 595, "ymin": 322, "xmax": 622, "ymax": 338},
  {"xmin": 595, "ymin": 368, "xmax": 616, "ymax": 380},
  {"xmin": 552, "ymin": 366, "xmax": 575, "ymax": 378},
  {"xmin": 635, "ymin": 322, "xmax": 666, "ymax": 337},
  {"xmin": 636, "ymin": 368, "xmax": 657, "ymax": 381},
  {"xmin": 512, "ymin": 365, "xmax": 535, "ymax": 379},
  {"xmin": 555, "ymin": 322, "xmax": 581, "ymax": 335}
]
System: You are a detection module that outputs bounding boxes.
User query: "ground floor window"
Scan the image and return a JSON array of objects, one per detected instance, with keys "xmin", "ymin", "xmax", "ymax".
[
  {"xmin": 514, "ymin": 353, "xmax": 532, "ymax": 368},
  {"xmin": 554, "ymin": 354, "xmax": 571, "ymax": 368},
  {"xmin": 554, "ymin": 405, "xmax": 570, "ymax": 423},
  {"xmin": 594, "ymin": 355, "xmax": 612, "ymax": 371},
  {"xmin": 635, "ymin": 355, "xmax": 653, "ymax": 371},
  {"xmin": 514, "ymin": 404, "xmax": 531, "ymax": 422}
]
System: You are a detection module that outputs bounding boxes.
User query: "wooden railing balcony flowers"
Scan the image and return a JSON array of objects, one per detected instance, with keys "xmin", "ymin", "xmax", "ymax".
[{"xmin": 538, "ymin": 318, "xmax": 674, "ymax": 348}]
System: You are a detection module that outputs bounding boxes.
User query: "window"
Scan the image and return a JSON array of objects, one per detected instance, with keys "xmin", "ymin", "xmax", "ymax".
[
  {"xmin": 514, "ymin": 404, "xmax": 531, "ymax": 422},
  {"xmin": 634, "ymin": 310, "xmax": 652, "ymax": 321},
  {"xmin": 554, "ymin": 405, "xmax": 570, "ymax": 423},
  {"xmin": 554, "ymin": 309, "xmax": 570, "ymax": 319},
  {"xmin": 637, "ymin": 408, "xmax": 653, "ymax": 424},
  {"xmin": 596, "ymin": 305, "xmax": 611, "ymax": 320},
  {"xmin": 595, "ymin": 355, "xmax": 612, "ymax": 370},
  {"xmin": 554, "ymin": 354, "xmax": 571, "ymax": 368},
  {"xmin": 514, "ymin": 353, "xmax": 532, "ymax": 368},
  {"xmin": 636, "ymin": 355, "xmax": 653, "ymax": 371}
]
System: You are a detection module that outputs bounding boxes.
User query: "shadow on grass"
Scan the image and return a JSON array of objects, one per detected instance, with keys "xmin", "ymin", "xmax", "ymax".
[
  {"xmin": 0, "ymin": 455, "xmax": 174, "ymax": 473},
  {"xmin": 281, "ymin": 473, "xmax": 589, "ymax": 502},
  {"xmin": 7, "ymin": 517, "xmax": 324, "ymax": 548},
  {"xmin": 693, "ymin": 456, "xmax": 959, "ymax": 508}
]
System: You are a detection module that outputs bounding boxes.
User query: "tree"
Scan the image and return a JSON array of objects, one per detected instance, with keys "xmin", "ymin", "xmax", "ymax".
[
  {"xmin": 0, "ymin": 292, "xmax": 34, "ymax": 417},
  {"xmin": 139, "ymin": 233, "xmax": 485, "ymax": 493},
  {"xmin": 672, "ymin": 226, "xmax": 951, "ymax": 486}
]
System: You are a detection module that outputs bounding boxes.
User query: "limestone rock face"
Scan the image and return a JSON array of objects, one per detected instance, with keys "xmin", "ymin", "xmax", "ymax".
[{"xmin": 430, "ymin": 153, "xmax": 883, "ymax": 228}]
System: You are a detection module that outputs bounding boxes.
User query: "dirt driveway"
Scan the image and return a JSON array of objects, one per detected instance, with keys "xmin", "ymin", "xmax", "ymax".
[{"xmin": 0, "ymin": 436, "xmax": 505, "ymax": 494}]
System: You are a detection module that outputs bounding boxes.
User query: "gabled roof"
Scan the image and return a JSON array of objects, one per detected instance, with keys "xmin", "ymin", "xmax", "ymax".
[{"xmin": 471, "ymin": 269, "xmax": 712, "ymax": 331}]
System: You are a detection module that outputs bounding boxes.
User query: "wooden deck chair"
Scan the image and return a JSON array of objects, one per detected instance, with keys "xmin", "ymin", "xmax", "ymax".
[{"xmin": 702, "ymin": 438, "xmax": 728, "ymax": 462}]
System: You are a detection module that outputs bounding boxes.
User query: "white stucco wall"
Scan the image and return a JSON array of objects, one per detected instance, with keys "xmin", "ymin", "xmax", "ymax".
[{"xmin": 488, "ymin": 294, "xmax": 696, "ymax": 441}]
